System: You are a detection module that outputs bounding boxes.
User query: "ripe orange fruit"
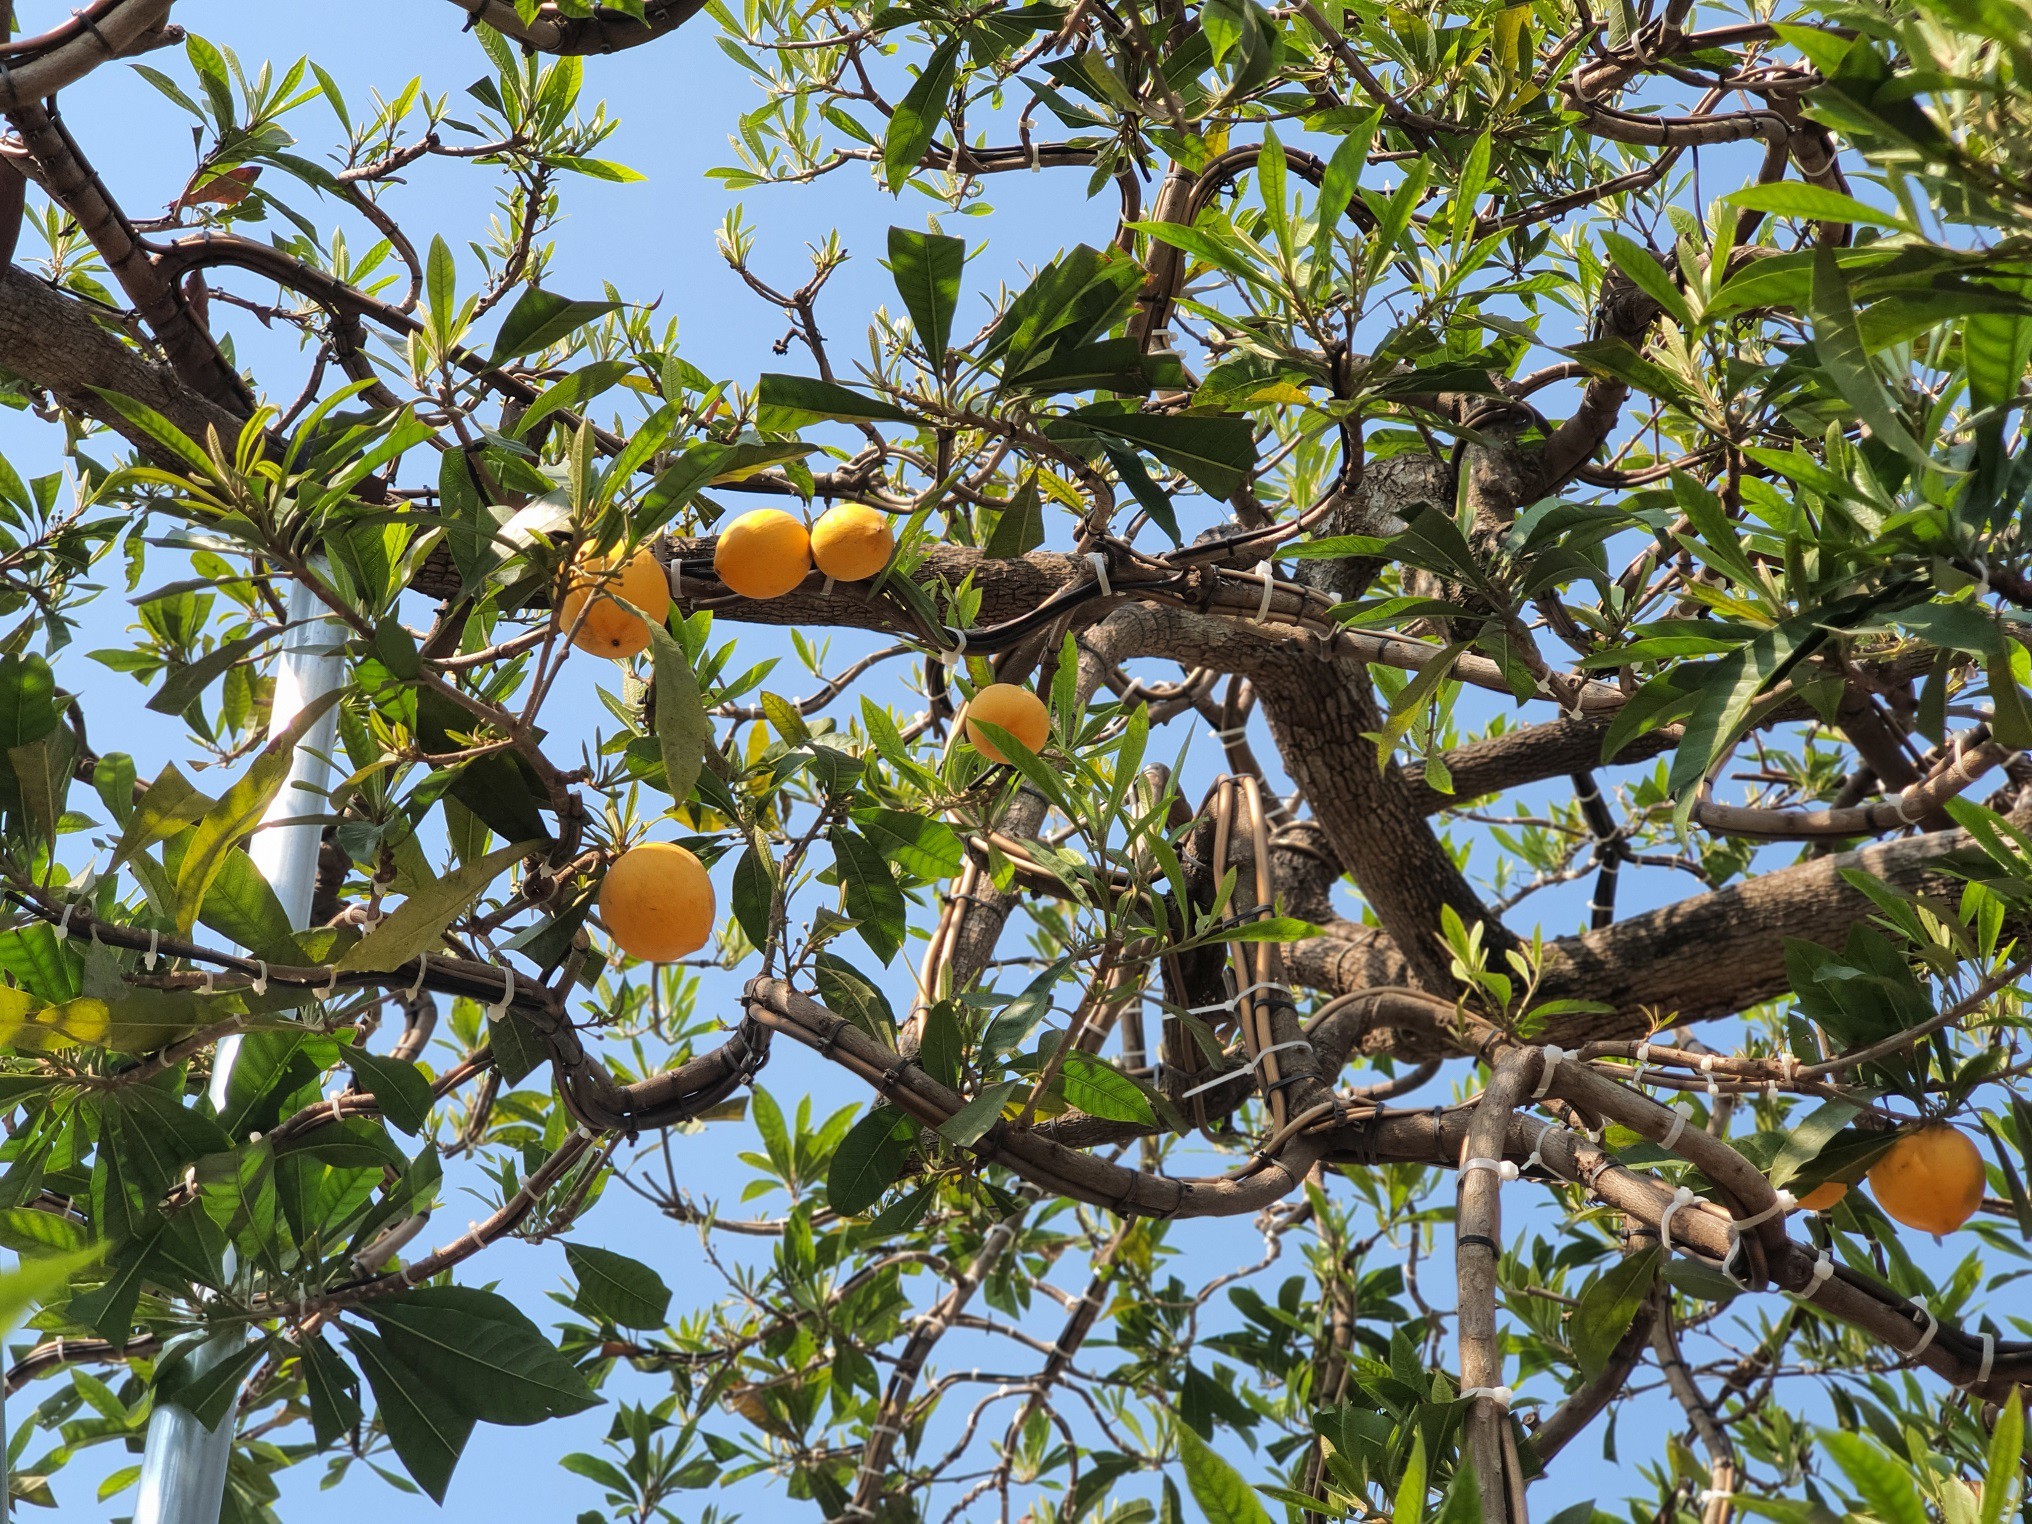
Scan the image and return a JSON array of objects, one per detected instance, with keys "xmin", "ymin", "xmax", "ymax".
[
  {"xmin": 557, "ymin": 549, "xmax": 669, "ymax": 658},
  {"xmin": 714, "ymin": 509, "xmax": 812, "ymax": 599},
  {"xmin": 1867, "ymin": 1123, "xmax": 1986, "ymax": 1236},
  {"xmin": 963, "ymin": 683, "xmax": 1050, "ymax": 764},
  {"xmin": 809, "ymin": 504, "xmax": 894, "ymax": 581},
  {"xmin": 599, "ymin": 843, "xmax": 716, "ymax": 962},
  {"xmin": 1797, "ymin": 1180, "xmax": 1847, "ymax": 1212}
]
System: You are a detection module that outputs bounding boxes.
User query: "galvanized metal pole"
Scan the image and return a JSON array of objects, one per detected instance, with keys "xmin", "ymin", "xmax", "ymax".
[{"xmin": 133, "ymin": 577, "xmax": 345, "ymax": 1524}]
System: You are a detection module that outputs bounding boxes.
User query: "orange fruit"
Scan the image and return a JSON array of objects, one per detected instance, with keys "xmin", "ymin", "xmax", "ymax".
[
  {"xmin": 1797, "ymin": 1180, "xmax": 1847, "ymax": 1212},
  {"xmin": 1867, "ymin": 1123, "xmax": 1986, "ymax": 1236},
  {"xmin": 963, "ymin": 683, "xmax": 1050, "ymax": 764},
  {"xmin": 599, "ymin": 843, "xmax": 716, "ymax": 962},
  {"xmin": 714, "ymin": 510, "xmax": 812, "ymax": 599},
  {"xmin": 557, "ymin": 549, "xmax": 669, "ymax": 659},
  {"xmin": 809, "ymin": 504, "xmax": 895, "ymax": 582}
]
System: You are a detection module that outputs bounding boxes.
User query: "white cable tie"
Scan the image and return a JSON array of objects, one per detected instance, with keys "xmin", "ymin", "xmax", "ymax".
[
  {"xmin": 821, "ymin": 575, "xmax": 836, "ymax": 597},
  {"xmin": 1661, "ymin": 1101, "xmax": 1693, "ymax": 1150},
  {"xmin": 1765, "ymin": 1079, "xmax": 1781, "ymax": 1100},
  {"xmin": 1659, "ymin": 1185, "xmax": 1697, "ymax": 1256},
  {"xmin": 668, "ymin": 558, "xmax": 682, "ymax": 601},
  {"xmin": 1893, "ymin": 787, "xmax": 1923, "ymax": 824},
  {"xmin": 870, "ymin": 1423, "xmax": 904, "ymax": 1440},
  {"xmin": 1700, "ymin": 1053, "xmax": 1720, "ymax": 1098},
  {"xmin": 1793, "ymin": 1249, "xmax": 1834, "ymax": 1302},
  {"xmin": 1182, "ymin": 1064, "xmax": 1248, "ymax": 1099},
  {"xmin": 1462, "ymin": 1156, "xmax": 1521, "ymax": 1182},
  {"xmin": 1250, "ymin": 1039, "xmax": 1313, "ymax": 1071},
  {"xmin": 54, "ymin": 901, "xmax": 75, "ymax": 941},
  {"xmin": 1731, "ymin": 1189, "xmax": 1795, "ymax": 1232},
  {"xmin": 1965, "ymin": 1332, "xmax": 1996, "ymax": 1390},
  {"xmin": 407, "ymin": 952, "xmax": 429, "ymax": 1001},
  {"xmin": 1700, "ymin": 1489, "xmax": 1732, "ymax": 1507},
  {"xmin": 1186, "ymin": 979, "xmax": 1289, "ymax": 1015},
  {"xmin": 1460, "ymin": 1385, "xmax": 1512, "ymax": 1410},
  {"xmin": 1027, "ymin": 135, "xmax": 1040, "ymax": 172},
  {"xmin": 1522, "ymin": 1123, "xmax": 1555, "ymax": 1178},
  {"xmin": 1211, "ymin": 725, "xmax": 1250, "ymax": 743},
  {"xmin": 1086, "ymin": 551, "xmax": 1113, "ymax": 599},
  {"xmin": 322, "ymin": 965, "xmax": 340, "ymax": 998},
  {"xmin": 1253, "ymin": 569, "xmax": 1276, "ymax": 624},
  {"xmin": 200, "ymin": 970, "xmax": 215, "ymax": 996},
  {"xmin": 1906, "ymin": 1301, "xmax": 1939, "ymax": 1358},
  {"xmin": 251, "ymin": 960, "xmax": 268, "ymax": 996},
  {"xmin": 1533, "ymin": 1044, "xmax": 1566, "ymax": 1100},
  {"xmin": 1780, "ymin": 1053, "xmax": 1799, "ymax": 1082},
  {"xmin": 144, "ymin": 928, "xmax": 160, "ymax": 971},
  {"xmin": 940, "ymin": 628, "xmax": 968, "ymax": 667},
  {"xmin": 491, "ymin": 966, "xmax": 516, "ymax": 1018},
  {"xmin": 1635, "ymin": 1042, "xmax": 1651, "ymax": 1064}
]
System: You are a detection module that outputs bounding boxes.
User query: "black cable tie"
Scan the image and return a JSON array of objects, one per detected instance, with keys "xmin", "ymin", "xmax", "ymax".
[{"xmin": 1457, "ymin": 1233, "xmax": 1501, "ymax": 1256}]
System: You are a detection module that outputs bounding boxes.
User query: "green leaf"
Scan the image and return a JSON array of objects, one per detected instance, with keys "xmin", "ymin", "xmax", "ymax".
[
  {"xmin": 1601, "ymin": 231, "xmax": 1692, "ymax": 329},
  {"xmin": 513, "ymin": 359, "xmax": 633, "ymax": 440},
  {"xmin": 1666, "ymin": 611, "xmax": 1825, "ymax": 805},
  {"xmin": 829, "ymin": 825, "xmax": 906, "ymax": 964},
  {"xmin": 346, "ymin": 1047, "xmax": 434, "ymax": 1135},
  {"xmin": 345, "ymin": 1326, "xmax": 475, "ymax": 1504},
  {"xmin": 1174, "ymin": 1415, "xmax": 1273, "ymax": 1524},
  {"xmin": 755, "ymin": 373, "xmax": 914, "ymax": 431},
  {"xmin": 489, "ymin": 287, "xmax": 625, "ymax": 363},
  {"xmin": 887, "ymin": 226, "xmax": 964, "ymax": 368},
  {"xmin": 157, "ymin": 1333, "xmax": 267, "ymax": 1429},
  {"xmin": 882, "ymin": 38, "xmax": 961, "ymax": 190},
  {"xmin": 730, "ymin": 838, "xmax": 776, "ymax": 950},
  {"xmin": 357, "ymin": 1286, "xmax": 601, "ymax": 1425},
  {"xmin": 1079, "ymin": 411, "xmax": 1256, "ymax": 498},
  {"xmin": 853, "ymin": 808, "xmax": 963, "ymax": 881},
  {"xmin": 1809, "ymin": 242, "xmax": 1932, "ymax": 469},
  {"xmin": 1393, "ymin": 1430, "xmax": 1428, "ymax": 1524},
  {"xmin": 938, "ymin": 1080, "xmax": 1020, "ymax": 1147},
  {"xmin": 1725, "ymin": 182, "xmax": 1908, "ymax": 229},
  {"xmin": 1769, "ymin": 1099, "xmax": 1861, "ymax": 1189},
  {"xmin": 1199, "ymin": 915, "xmax": 1322, "ymax": 944},
  {"xmin": 1060, "ymin": 1052, "xmax": 1156, "ymax": 1126},
  {"xmin": 1818, "ymin": 1430, "xmax": 1929, "ymax": 1524},
  {"xmin": 197, "ymin": 847, "xmax": 300, "ymax": 964},
  {"xmin": 338, "ymin": 839, "xmax": 537, "ymax": 971},
  {"xmin": 172, "ymin": 691, "xmax": 344, "ymax": 934},
  {"xmin": 426, "ymin": 235, "xmax": 457, "ymax": 330},
  {"xmin": 0, "ymin": 653, "xmax": 60, "ymax": 750},
  {"xmin": 299, "ymin": 1330, "xmax": 363, "ymax": 1448},
  {"xmin": 1981, "ymin": 1392, "xmax": 2023, "ymax": 1524},
  {"xmin": 148, "ymin": 626, "xmax": 285, "ymax": 715},
  {"xmin": 983, "ymin": 476, "xmax": 1045, "ymax": 557},
  {"xmin": 566, "ymin": 1242, "xmax": 673, "ymax": 1330},
  {"xmin": 647, "ymin": 620, "xmax": 712, "ymax": 806},
  {"xmin": 0, "ymin": 1242, "xmax": 102, "ymax": 1333},
  {"xmin": 1571, "ymin": 1243, "xmax": 1659, "ymax": 1377},
  {"xmin": 827, "ymin": 1105, "xmax": 915, "ymax": 1215},
  {"xmin": 984, "ymin": 958, "xmax": 1066, "ymax": 1055}
]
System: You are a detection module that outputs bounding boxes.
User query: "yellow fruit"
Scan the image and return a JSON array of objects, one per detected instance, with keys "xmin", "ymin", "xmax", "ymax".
[
  {"xmin": 600, "ymin": 843, "xmax": 716, "ymax": 962},
  {"xmin": 963, "ymin": 683, "xmax": 1050, "ymax": 764},
  {"xmin": 1797, "ymin": 1180, "xmax": 1848, "ymax": 1212},
  {"xmin": 1867, "ymin": 1124, "xmax": 1986, "ymax": 1236},
  {"xmin": 557, "ymin": 549, "xmax": 670, "ymax": 658},
  {"xmin": 809, "ymin": 504, "xmax": 895, "ymax": 582},
  {"xmin": 714, "ymin": 509, "xmax": 812, "ymax": 599}
]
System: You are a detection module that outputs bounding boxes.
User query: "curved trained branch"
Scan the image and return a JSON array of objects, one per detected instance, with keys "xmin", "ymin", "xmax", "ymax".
[{"xmin": 0, "ymin": 0, "xmax": 176, "ymax": 107}]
